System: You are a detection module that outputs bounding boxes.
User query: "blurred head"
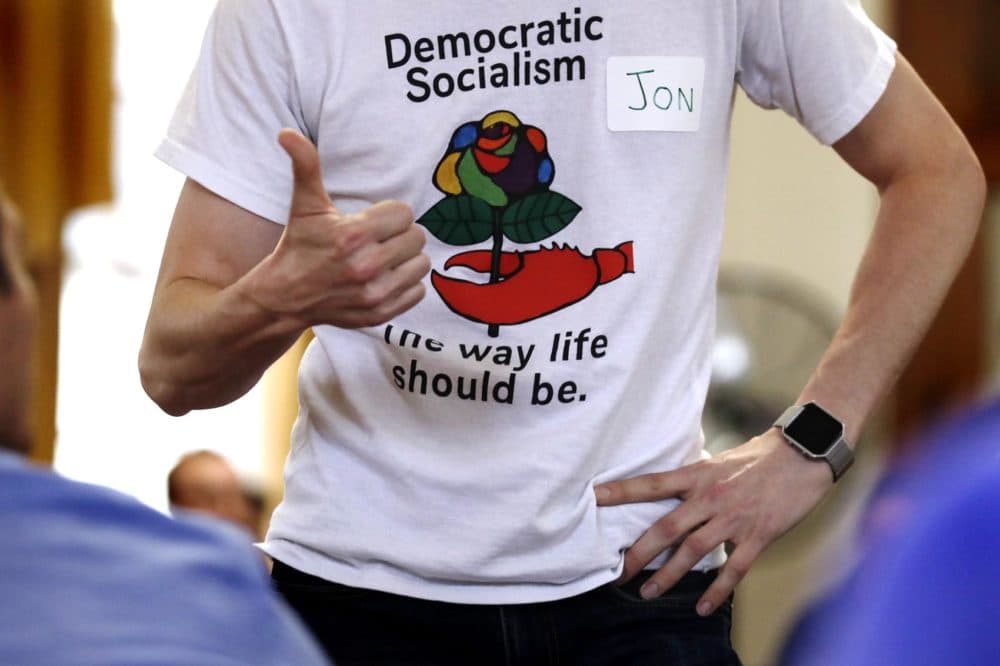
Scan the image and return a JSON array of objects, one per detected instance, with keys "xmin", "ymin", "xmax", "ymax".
[
  {"xmin": 167, "ymin": 450, "xmax": 256, "ymax": 534},
  {"xmin": 0, "ymin": 187, "xmax": 38, "ymax": 455}
]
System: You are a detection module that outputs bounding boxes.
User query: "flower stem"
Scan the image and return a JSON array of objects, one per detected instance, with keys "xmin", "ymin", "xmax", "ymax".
[{"xmin": 488, "ymin": 208, "xmax": 503, "ymax": 338}]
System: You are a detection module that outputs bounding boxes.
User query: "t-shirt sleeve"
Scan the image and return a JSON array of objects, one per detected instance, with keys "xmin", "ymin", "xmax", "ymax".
[
  {"xmin": 737, "ymin": 0, "xmax": 897, "ymax": 145},
  {"xmin": 155, "ymin": 0, "xmax": 307, "ymax": 224}
]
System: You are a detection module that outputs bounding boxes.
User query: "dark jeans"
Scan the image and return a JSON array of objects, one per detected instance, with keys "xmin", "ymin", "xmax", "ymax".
[{"xmin": 272, "ymin": 561, "xmax": 741, "ymax": 666}]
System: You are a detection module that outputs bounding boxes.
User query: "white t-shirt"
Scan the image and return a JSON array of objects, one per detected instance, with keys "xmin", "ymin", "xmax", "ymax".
[{"xmin": 158, "ymin": 0, "xmax": 896, "ymax": 604}]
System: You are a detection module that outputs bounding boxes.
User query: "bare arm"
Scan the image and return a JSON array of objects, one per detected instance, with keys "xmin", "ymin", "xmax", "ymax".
[
  {"xmin": 139, "ymin": 130, "xmax": 430, "ymax": 416},
  {"xmin": 800, "ymin": 54, "xmax": 986, "ymax": 436},
  {"xmin": 596, "ymin": 54, "xmax": 986, "ymax": 613}
]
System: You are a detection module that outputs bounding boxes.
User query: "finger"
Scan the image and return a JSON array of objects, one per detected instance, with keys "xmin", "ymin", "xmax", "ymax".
[
  {"xmin": 596, "ymin": 466, "xmax": 693, "ymax": 506},
  {"xmin": 385, "ymin": 245, "xmax": 432, "ymax": 283},
  {"xmin": 320, "ymin": 201, "xmax": 415, "ymax": 266},
  {"xmin": 380, "ymin": 225, "xmax": 427, "ymax": 269},
  {"xmin": 696, "ymin": 543, "xmax": 761, "ymax": 616},
  {"xmin": 636, "ymin": 522, "xmax": 727, "ymax": 600},
  {"xmin": 278, "ymin": 128, "xmax": 335, "ymax": 217},
  {"xmin": 351, "ymin": 252, "xmax": 432, "ymax": 308},
  {"xmin": 333, "ymin": 282, "xmax": 427, "ymax": 328},
  {"xmin": 308, "ymin": 252, "xmax": 431, "ymax": 313},
  {"xmin": 355, "ymin": 200, "xmax": 417, "ymax": 243},
  {"xmin": 618, "ymin": 503, "xmax": 710, "ymax": 583},
  {"xmin": 328, "ymin": 225, "xmax": 425, "ymax": 288}
]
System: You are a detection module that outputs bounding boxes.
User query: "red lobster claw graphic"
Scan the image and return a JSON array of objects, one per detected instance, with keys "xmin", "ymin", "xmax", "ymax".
[{"xmin": 431, "ymin": 242, "xmax": 634, "ymax": 326}]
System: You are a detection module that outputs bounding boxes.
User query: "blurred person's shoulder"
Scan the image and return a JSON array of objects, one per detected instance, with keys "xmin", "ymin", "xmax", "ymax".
[
  {"xmin": 0, "ymin": 449, "xmax": 256, "ymax": 560},
  {"xmin": 0, "ymin": 450, "xmax": 328, "ymax": 665},
  {"xmin": 899, "ymin": 397, "xmax": 1000, "ymax": 492}
]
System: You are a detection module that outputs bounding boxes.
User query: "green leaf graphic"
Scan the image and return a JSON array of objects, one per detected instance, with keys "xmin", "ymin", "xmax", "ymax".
[
  {"xmin": 501, "ymin": 192, "xmax": 581, "ymax": 243},
  {"xmin": 416, "ymin": 195, "xmax": 495, "ymax": 245}
]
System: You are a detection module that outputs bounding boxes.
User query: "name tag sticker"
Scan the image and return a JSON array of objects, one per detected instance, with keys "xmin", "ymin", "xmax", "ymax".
[{"xmin": 607, "ymin": 56, "xmax": 706, "ymax": 132}]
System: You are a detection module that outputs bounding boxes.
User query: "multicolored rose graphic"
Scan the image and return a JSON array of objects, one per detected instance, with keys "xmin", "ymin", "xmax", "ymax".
[
  {"xmin": 433, "ymin": 110, "xmax": 555, "ymax": 208},
  {"xmin": 418, "ymin": 110, "xmax": 634, "ymax": 337}
]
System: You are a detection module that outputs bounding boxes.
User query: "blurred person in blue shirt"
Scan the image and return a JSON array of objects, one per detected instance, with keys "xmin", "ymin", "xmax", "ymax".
[
  {"xmin": 780, "ymin": 397, "xmax": 1000, "ymax": 666},
  {"xmin": 0, "ymin": 189, "xmax": 329, "ymax": 665}
]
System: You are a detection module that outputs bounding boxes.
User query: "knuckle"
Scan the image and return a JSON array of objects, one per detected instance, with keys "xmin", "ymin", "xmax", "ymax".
[
  {"xmin": 652, "ymin": 517, "xmax": 680, "ymax": 541},
  {"xmin": 721, "ymin": 512, "xmax": 746, "ymax": 536},
  {"xmin": 414, "ymin": 254, "xmax": 432, "ymax": 277},
  {"xmin": 373, "ymin": 294, "xmax": 404, "ymax": 317},
  {"xmin": 755, "ymin": 522, "xmax": 778, "ymax": 543},
  {"xmin": 622, "ymin": 551, "xmax": 645, "ymax": 576},
  {"xmin": 705, "ymin": 480, "xmax": 729, "ymax": 503},
  {"xmin": 647, "ymin": 474, "xmax": 671, "ymax": 496},
  {"xmin": 410, "ymin": 226, "xmax": 427, "ymax": 250},
  {"xmin": 358, "ymin": 281, "xmax": 390, "ymax": 308},
  {"xmin": 726, "ymin": 560, "xmax": 750, "ymax": 581},
  {"xmin": 340, "ymin": 263, "xmax": 367, "ymax": 284},
  {"xmin": 385, "ymin": 199, "xmax": 415, "ymax": 221},
  {"xmin": 677, "ymin": 541, "xmax": 703, "ymax": 563},
  {"xmin": 330, "ymin": 223, "xmax": 368, "ymax": 257},
  {"xmin": 684, "ymin": 534, "xmax": 712, "ymax": 555},
  {"xmin": 749, "ymin": 516, "xmax": 780, "ymax": 543},
  {"xmin": 344, "ymin": 255, "xmax": 383, "ymax": 284},
  {"xmin": 687, "ymin": 461, "xmax": 711, "ymax": 480}
]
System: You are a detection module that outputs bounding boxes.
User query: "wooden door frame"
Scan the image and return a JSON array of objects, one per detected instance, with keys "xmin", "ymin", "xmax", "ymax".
[{"xmin": 891, "ymin": 0, "xmax": 997, "ymax": 443}]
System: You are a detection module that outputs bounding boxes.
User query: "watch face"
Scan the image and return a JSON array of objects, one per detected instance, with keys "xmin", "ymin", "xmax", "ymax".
[{"xmin": 784, "ymin": 403, "xmax": 843, "ymax": 455}]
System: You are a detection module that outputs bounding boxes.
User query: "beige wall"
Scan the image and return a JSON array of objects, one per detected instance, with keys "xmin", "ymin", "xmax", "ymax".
[
  {"xmin": 722, "ymin": 94, "xmax": 878, "ymax": 311},
  {"xmin": 722, "ymin": 0, "xmax": 893, "ymax": 311}
]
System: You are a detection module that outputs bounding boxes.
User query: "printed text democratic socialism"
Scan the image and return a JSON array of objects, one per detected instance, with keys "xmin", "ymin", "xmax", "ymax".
[{"xmin": 385, "ymin": 8, "xmax": 604, "ymax": 103}]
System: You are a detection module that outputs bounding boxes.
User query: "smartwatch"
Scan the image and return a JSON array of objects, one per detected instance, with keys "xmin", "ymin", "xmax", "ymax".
[{"xmin": 773, "ymin": 402, "xmax": 854, "ymax": 482}]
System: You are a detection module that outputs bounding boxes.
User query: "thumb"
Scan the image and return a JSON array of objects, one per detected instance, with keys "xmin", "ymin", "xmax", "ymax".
[{"xmin": 278, "ymin": 128, "xmax": 336, "ymax": 219}]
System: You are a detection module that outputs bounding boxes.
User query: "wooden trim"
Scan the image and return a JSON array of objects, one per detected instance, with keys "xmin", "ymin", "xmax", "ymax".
[{"xmin": 891, "ymin": 0, "xmax": 994, "ymax": 443}]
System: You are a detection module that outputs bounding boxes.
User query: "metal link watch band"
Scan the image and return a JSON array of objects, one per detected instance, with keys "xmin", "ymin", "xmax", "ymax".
[
  {"xmin": 825, "ymin": 437, "xmax": 855, "ymax": 482},
  {"xmin": 773, "ymin": 405, "xmax": 855, "ymax": 482},
  {"xmin": 773, "ymin": 405, "xmax": 802, "ymax": 430}
]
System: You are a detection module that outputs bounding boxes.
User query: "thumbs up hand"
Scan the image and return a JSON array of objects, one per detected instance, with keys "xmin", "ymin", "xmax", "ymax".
[{"xmin": 259, "ymin": 129, "xmax": 430, "ymax": 329}]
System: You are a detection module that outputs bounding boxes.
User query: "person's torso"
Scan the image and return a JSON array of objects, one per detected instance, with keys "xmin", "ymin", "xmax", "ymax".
[{"xmin": 265, "ymin": 1, "xmax": 739, "ymax": 603}]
